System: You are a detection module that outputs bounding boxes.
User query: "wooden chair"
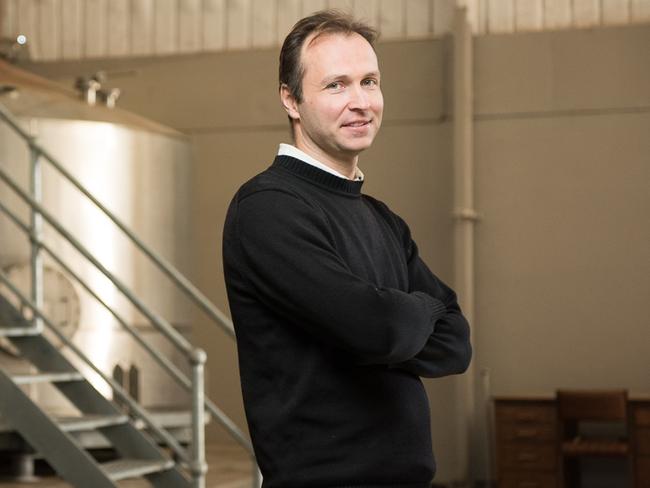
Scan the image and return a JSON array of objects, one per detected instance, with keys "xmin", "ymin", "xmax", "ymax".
[{"xmin": 556, "ymin": 389, "xmax": 632, "ymax": 488}]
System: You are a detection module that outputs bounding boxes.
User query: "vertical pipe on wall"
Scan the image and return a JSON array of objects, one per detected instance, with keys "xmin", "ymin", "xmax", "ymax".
[{"xmin": 452, "ymin": 4, "xmax": 478, "ymax": 486}]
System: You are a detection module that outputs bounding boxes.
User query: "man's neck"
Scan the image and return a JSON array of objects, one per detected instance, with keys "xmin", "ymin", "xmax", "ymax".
[
  {"xmin": 279, "ymin": 144, "xmax": 364, "ymax": 181},
  {"xmin": 278, "ymin": 144, "xmax": 364, "ymax": 181},
  {"xmin": 294, "ymin": 140, "xmax": 359, "ymax": 180}
]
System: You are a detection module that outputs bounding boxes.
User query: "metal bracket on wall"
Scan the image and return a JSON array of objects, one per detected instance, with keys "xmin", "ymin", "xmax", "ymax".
[{"xmin": 453, "ymin": 207, "xmax": 481, "ymax": 222}]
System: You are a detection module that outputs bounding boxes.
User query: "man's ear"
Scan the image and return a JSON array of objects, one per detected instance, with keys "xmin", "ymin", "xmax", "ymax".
[{"xmin": 280, "ymin": 84, "xmax": 300, "ymax": 121}]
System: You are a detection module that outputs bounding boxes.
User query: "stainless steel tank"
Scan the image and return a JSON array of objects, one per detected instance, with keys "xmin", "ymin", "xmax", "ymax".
[{"xmin": 0, "ymin": 60, "xmax": 193, "ymax": 414}]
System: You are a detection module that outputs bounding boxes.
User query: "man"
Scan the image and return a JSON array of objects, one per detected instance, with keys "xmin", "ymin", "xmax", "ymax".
[{"xmin": 223, "ymin": 10, "xmax": 471, "ymax": 488}]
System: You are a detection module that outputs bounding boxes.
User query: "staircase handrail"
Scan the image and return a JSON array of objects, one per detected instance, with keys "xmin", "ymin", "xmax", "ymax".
[
  {"xmin": 0, "ymin": 166, "xmax": 253, "ymax": 453},
  {"xmin": 0, "ymin": 102, "xmax": 235, "ymax": 339},
  {"xmin": 0, "ymin": 198, "xmax": 198, "ymax": 410},
  {"xmin": 0, "ymin": 197, "xmax": 253, "ymax": 453},
  {"xmin": 0, "ymin": 165, "xmax": 193, "ymax": 355},
  {"xmin": 0, "ymin": 271, "xmax": 192, "ymax": 465},
  {"xmin": 0, "ymin": 101, "xmax": 261, "ymax": 486}
]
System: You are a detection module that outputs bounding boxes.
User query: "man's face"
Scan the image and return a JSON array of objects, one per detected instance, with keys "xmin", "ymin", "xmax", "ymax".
[{"xmin": 283, "ymin": 32, "xmax": 383, "ymax": 166}]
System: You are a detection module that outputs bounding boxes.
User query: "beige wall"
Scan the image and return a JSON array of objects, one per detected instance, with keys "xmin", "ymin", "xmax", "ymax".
[
  {"xmin": 473, "ymin": 24, "xmax": 650, "ymax": 393},
  {"xmin": 22, "ymin": 23, "xmax": 650, "ymax": 483}
]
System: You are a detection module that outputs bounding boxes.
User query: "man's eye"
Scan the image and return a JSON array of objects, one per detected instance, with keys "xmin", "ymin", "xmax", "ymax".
[
  {"xmin": 326, "ymin": 82, "xmax": 342, "ymax": 90},
  {"xmin": 362, "ymin": 79, "xmax": 378, "ymax": 87}
]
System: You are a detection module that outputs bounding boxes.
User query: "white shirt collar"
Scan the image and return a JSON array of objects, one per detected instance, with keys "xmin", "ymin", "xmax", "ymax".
[{"xmin": 277, "ymin": 143, "xmax": 364, "ymax": 181}]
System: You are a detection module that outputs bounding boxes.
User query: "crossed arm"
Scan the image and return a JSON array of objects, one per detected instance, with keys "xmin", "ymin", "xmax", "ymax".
[
  {"xmin": 234, "ymin": 189, "xmax": 471, "ymax": 377},
  {"xmin": 389, "ymin": 222, "xmax": 472, "ymax": 377}
]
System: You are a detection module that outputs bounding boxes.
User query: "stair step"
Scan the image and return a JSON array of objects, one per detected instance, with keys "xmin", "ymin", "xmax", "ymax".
[
  {"xmin": 102, "ymin": 458, "xmax": 174, "ymax": 481},
  {"xmin": 11, "ymin": 371, "xmax": 84, "ymax": 385},
  {"xmin": 57, "ymin": 414, "xmax": 129, "ymax": 433},
  {"xmin": 0, "ymin": 327, "xmax": 40, "ymax": 337}
]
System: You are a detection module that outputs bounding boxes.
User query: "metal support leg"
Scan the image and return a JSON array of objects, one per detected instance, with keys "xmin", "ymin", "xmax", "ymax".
[
  {"xmin": 190, "ymin": 348, "xmax": 207, "ymax": 488},
  {"xmin": 11, "ymin": 452, "xmax": 38, "ymax": 482}
]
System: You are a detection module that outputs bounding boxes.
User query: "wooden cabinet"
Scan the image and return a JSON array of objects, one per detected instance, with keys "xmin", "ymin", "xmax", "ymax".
[
  {"xmin": 632, "ymin": 400, "xmax": 650, "ymax": 488},
  {"xmin": 494, "ymin": 395, "xmax": 650, "ymax": 488},
  {"xmin": 494, "ymin": 399, "xmax": 558, "ymax": 488}
]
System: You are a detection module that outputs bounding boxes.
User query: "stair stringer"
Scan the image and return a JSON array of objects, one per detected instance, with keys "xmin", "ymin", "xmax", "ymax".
[
  {"xmin": 0, "ymin": 295, "xmax": 191, "ymax": 487},
  {"xmin": 0, "ymin": 368, "xmax": 117, "ymax": 488}
]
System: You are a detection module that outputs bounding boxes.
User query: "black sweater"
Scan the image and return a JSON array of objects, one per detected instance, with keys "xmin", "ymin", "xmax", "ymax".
[{"xmin": 223, "ymin": 155, "xmax": 472, "ymax": 488}]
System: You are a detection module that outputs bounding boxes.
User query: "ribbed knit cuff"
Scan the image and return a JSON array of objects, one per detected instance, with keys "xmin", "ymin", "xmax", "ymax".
[{"xmin": 412, "ymin": 291, "xmax": 447, "ymax": 328}]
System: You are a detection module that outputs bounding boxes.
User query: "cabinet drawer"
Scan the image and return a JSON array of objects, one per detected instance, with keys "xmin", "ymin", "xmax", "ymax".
[
  {"xmin": 498, "ymin": 444, "xmax": 556, "ymax": 470},
  {"xmin": 500, "ymin": 472, "xmax": 557, "ymax": 488},
  {"xmin": 498, "ymin": 423, "xmax": 556, "ymax": 442},
  {"xmin": 497, "ymin": 405, "xmax": 556, "ymax": 426}
]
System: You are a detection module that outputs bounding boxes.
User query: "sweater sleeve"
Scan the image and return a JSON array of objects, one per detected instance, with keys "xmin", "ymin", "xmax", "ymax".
[
  {"xmin": 388, "ymin": 214, "xmax": 472, "ymax": 378},
  {"xmin": 232, "ymin": 189, "xmax": 447, "ymax": 365}
]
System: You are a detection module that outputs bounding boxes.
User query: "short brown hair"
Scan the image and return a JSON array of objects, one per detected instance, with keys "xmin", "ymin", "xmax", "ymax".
[{"xmin": 279, "ymin": 10, "xmax": 378, "ymax": 104}]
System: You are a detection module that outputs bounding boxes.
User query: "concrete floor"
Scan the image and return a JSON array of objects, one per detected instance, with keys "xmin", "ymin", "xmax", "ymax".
[{"xmin": 0, "ymin": 441, "xmax": 253, "ymax": 487}]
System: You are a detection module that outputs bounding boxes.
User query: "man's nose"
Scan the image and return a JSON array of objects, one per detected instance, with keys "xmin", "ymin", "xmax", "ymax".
[{"xmin": 348, "ymin": 86, "xmax": 370, "ymax": 110}]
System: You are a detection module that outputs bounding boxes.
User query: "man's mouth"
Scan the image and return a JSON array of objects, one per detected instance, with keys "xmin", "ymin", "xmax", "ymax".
[{"xmin": 342, "ymin": 120, "xmax": 371, "ymax": 128}]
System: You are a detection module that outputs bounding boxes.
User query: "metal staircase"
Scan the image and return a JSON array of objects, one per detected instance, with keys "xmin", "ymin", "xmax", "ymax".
[
  {"xmin": 0, "ymin": 292, "xmax": 187, "ymax": 487},
  {"xmin": 0, "ymin": 102, "xmax": 261, "ymax": 487}
]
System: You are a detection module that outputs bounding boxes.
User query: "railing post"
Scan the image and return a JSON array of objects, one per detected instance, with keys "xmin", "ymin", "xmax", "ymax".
[
  {"xmin": 29, "ymin": 142, "xmax": 43, "ymax": 332},
  {"xmin": 252, "ymin": 459, "xmax": 262, "ymax": 488},
  {"xmin": 190, "ymin": 348, "xmax": 207, "ymax": 488}
]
